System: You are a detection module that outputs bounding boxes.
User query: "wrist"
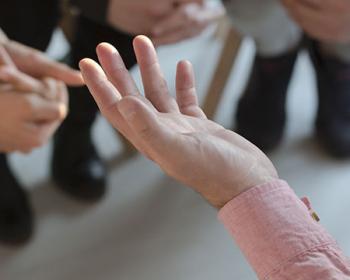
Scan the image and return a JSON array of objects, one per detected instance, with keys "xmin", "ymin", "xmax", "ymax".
[{"xmin": 211, "ymin": 175, "xmax": 279, "ymax": 210}]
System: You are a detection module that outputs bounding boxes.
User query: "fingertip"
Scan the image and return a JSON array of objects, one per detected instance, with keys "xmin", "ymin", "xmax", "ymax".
[
  {"xmin": 176, "ymin": 59, "xmax": 195, "ymax": 89},
  {"xmin": 133, "ymin": 35, "xmax": 152, "ymax": 44},
  {"xmin": 79, "ymin": 58, "xmax": 103, "ymax": 80},
  {"xmin": 96, "ymin": 42, "xmax": 118, "ymax": 56},
  {"xmin": 133, "ymin": 35, "xmax": 156, "ymax": 51},
  {"xmin": 177, "ymin": 60, "xmax": 193, "ymax": 72},
  {"xmin": 79, "ymin": 58, "xmax": 93, "ymax": 71},
  {"xmin": 133, "ymin": 36, "xmax": 158, "ymax": 65}
]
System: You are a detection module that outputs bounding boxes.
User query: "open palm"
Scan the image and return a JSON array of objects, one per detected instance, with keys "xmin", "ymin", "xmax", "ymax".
[{"xmin": 80, "ymin": 36, "xmax": 278, "ymax": 208}]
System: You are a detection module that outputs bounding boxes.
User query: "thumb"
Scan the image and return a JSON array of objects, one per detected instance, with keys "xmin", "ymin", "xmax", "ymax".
[
  {"xmin": 117, "ymin": 96, "xmax": 175, "ymax": 156},
  {"xmin": 27, "ymin": 95, "xmax": 67, "ymax": 122}
]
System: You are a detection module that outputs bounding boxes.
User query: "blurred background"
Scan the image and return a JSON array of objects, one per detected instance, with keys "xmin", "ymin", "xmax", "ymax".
[{"xmin": 1, "ymin": 2, "xmax": 350, "ymax": 280}]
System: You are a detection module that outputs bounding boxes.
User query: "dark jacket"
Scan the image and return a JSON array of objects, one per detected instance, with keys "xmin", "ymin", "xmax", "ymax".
[{"xmin": 0, "ymin": 0, "xmax": 110, "ymax": 50}]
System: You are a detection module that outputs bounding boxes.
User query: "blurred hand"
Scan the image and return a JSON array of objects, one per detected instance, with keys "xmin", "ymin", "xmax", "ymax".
[
  {"xmin": 0, "ymin": 46, "xmax": 68, "ymax": 153},
  {"xmin": 151, "ymin": 3, "xmax": 225, "ymax": 46},
  {"xmin": 0, "ymin": 29, "xmax": 8, "ymax": 44},
  {"xmin": 0, "ymin": 28, "xmax": 83, "ymax": 86},
  {"xmin": 80, "ymin": 36, "xmax": 278, "ymax": 208},
  {"xmin": 282, "ymin": 0, "xmax": 350, "ymax": 43},
  {"xmin": 106, "ymin": 0, "xmax": 206, "ymax": 36}
]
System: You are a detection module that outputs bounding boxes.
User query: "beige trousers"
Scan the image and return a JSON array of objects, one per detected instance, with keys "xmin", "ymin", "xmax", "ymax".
[{"xmin": 224, "ymin": 0, "xmax": 350, "ymax": 61}]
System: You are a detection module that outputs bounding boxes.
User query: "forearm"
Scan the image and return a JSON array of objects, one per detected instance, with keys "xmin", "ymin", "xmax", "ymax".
[
  {"xmin": 69, "ymin": 0, "xmax": 109, "ymax": 23},
  {"xmin": 219, "ymin": 180, "xmax": 350, "ymax": 279}
]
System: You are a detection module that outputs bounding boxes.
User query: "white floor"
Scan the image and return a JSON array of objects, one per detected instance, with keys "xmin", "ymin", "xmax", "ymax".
[{"xmin": 1, "ymin": 29, "xmax": 350, "ymax": 280}]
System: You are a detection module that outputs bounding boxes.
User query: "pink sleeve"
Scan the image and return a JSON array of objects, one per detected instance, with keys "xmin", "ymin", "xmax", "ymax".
[{"xmin": 218, "ymin": 180, "xmax": 350, "ymax": 279}]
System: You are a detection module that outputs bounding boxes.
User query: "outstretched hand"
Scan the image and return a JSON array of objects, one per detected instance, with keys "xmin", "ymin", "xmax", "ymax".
[{"xmin": 80, "ymin": 36, "xmax": 278, "ymax": 208}]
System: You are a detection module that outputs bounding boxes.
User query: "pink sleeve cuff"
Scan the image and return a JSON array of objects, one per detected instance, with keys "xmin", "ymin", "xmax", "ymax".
[{"xmin": 218, "ymin": 179, "xmax": 336, "ymax": 279}]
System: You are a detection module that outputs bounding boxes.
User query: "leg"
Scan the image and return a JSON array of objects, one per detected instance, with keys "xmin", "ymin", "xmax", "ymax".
[
  {"xmin": 0, "ymin": 0, "xmax": 59, "ymax": 244},
  {"xmin": 309, "ymin": 40, "xmax": 350, "ymax": 157},
  {"xmin": 0, "ymin": 154, "xmax": 33, "ymax": 244},
  {"xmin": 52, "ymin": 16, "xmax": 137, "ymax": 201},
  {"xmin": 225, "ymin": 0, "xmax": 302, "ymax": 56},
  {"xmin": 224, "ymin": 0, "xmax": 302, "ymax": 151}
]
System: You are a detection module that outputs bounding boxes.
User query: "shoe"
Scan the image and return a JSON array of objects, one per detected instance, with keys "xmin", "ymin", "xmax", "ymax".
[
  {"xmin": 51, "ymin": 85, "xmax": 107, "ymax": 202},
  {"xmin": 0, "ymin": 154, "xmax": 33, "ymax": 245},
  {"xmin": 309, "ymin": 41, "xmax": 350, "ymax": 158},
  {"xmin": 235, "ymin": 49, "xmax": 299, "ymax": 151}
]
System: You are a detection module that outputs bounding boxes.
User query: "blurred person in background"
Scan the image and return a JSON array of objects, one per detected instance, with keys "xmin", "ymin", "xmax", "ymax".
[
  {"xmin": 80, "ymin": 36, "xmax": 350, "ymax": 279},
  {"xmin": 0, "ymin": 28, "xmax": 79, "ymax": 244},
  {"xmin": 223, "ymin": 0, "xmax": 350, "ymax": 158},
  {"xmin": 0, "ymin": 0, "xmax": 224, "ymax": 245}
]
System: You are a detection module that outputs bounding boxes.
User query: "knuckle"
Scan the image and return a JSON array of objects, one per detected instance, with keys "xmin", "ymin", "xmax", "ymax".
[
  {"xmin": 21, "ymin": 96, "xmax": 35, "ymax": 115},
  {"xmin": 28, "ymin": 49, "xmax": 43, "ymax": 62}
]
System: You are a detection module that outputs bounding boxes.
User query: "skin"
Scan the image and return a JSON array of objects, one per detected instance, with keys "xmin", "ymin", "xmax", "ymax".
[
  {"xmin": 282, "ymin": 0, "xmax": 350, "ymax": 43},
  {"xmin": 0, "ymin": 28, "xmax": 83, "ymax": 86},
  {"xmin": 79, "ymin": 36, "xmax": 278, "ymax": 209},
  {"xmin": 107, "ymin": 0, "xmax": 224, "ymax": 46},
  {"xmin": 0, "ymin": 45, "xmax": 68, "ymax": 153},
  {"xmin": 151, "ymin": 2, "xmax": 225, "ymax": 46}
]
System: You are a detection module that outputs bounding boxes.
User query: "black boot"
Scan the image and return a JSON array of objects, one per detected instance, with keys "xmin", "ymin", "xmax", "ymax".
[
  {"xmin": 51, "ymin": 91, "xmax": 107, "ymax": 201},
  {"xmin": 0, "ymin": 154, "xmax": 33, "ymax": 245},
  {"xmin": 235, "ymin": 49, "xmax": 299, "ymax": 151},
  {"xmin": 309, "ymin": 42, "xmax": 350, "ymax": 158}
]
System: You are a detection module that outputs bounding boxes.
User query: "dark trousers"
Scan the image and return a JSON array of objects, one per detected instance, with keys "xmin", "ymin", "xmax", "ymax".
[
  {"xmin": 0, "ymin": 1, "xmax": 137, "ymax": 175},
  {"xmin": 64, "ymin": 15, "xmax": 137, "ymax": 129},
  {"xmin": 0, "ymin": 0, "xmax": 60, "ymax": 51}
]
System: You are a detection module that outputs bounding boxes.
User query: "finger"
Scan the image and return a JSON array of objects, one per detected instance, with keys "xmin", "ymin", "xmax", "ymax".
[
  {"xmin": 117, "ymin": 96, "xmax": 176, "ymax": 157},
  {"xmin": 291, "ymin": 0, "xmax": 322, "ymax": 9},
  {"xmin": 152, "ymin": 3, "xmax": 223, "ymax": 38},
  {"xmin": 176, "ymin": 60, "xmax": 206, "ymax": 119},
  {"xmin": 0, "ymin": 83, "xmax": 15, "ymax": 92},
  {"xmin": 0, "ymin": 45, "xmax": 16, "ymax": 68},
  {"xmin": 0, "ymin": 66, "xmax": 46, "ymax": 94},
  {"xmin": 25, "ymin": 94, "xmax": 67, "ymax": 122},
  {"xmin": 80, "ymin": 57, "xmax": 156, "ymax": 156},
  {"xmin": 152, "ymin": 7, "xmax": 187, "ymax": 37},
  {"xmin": 4, "ymin": 41, "xmax": 84, "ymax": 86},
  {"xmin": 79, "ymin": 58, "xmax": 122, "ymax": 114},
  {"xmin": 41, "ymin": 77, "xmax": 61, "ymax": 101},
  {"xmin": 298, "ymin": 0, "xmax": 347, "ymax": 12},
  {"xmin": 96, "ymin": 43, "xmax": 140, "ymax": 97},
  {"xmin": 282, "ymin": 0, "xmax": 327, "ymax": 29},
  {"xmin": 20, "ymin": 122, "xmax": 57, "ymax": 150},
  {"xmin": 133, "ymin": 35, "xmax": 179, "ymax": 113},
  {"xmin": 55, "ymin": 81, "xmax": 69, "ymax": 106}
]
